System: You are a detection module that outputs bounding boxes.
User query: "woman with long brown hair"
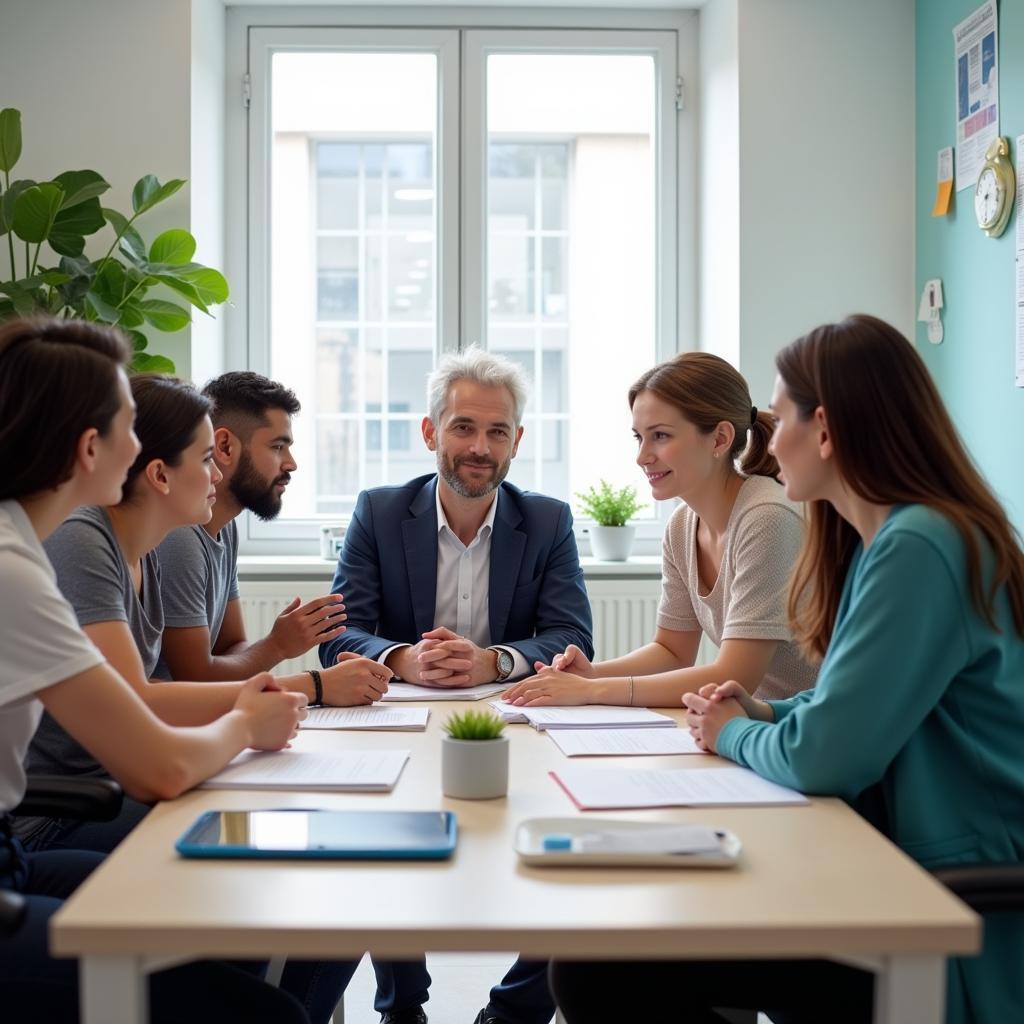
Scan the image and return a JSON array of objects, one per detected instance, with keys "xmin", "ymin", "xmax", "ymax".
[
  {"xmin": 505, "ymin": 351, "xmax": 817, "ymax": 708},
  {"xmin": 551, "ymin": 315, "xmax": 1024, "ymax": 1024}
]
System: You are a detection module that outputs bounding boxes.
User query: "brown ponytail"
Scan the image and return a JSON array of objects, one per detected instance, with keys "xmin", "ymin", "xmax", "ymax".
[{"xmin": 629, "ymin": 352, "xmax": 780, "ymax": 479}]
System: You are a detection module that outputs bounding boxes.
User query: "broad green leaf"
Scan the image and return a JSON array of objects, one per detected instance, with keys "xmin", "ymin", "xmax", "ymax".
[
  {"xmin": 12, "ymin": 183, "xmax": 64, "ymax": 243},
  {"xmin": 36, "ymin": 270, "xmax": 72, "ymax": 286},
  {"xmin": 139, "ymin": 298, "xmax": 190, "ymax": 332},
  {"xmin": 150, "ymin": 272, "xmax": 209, "ymax": 314},
  {"xmin": 102, "ymin": 208, "xmax": 147, "ymax": 263},
  {"xmin": 52, "ymin": 170, "xmax": 109, "ymax": 209},
  {"xmin": 131, "ymin": 175, "xmax": 185, "ymax": 216},
  {"xmin": 50, "ymin": 196, "xmax": 106, "ymax": 256},
  {"xmin": 0, "ymin": 109, "xmax": 22, "ymax": 173},
  {"xmin": 0, "ymin": 180, "xmax": 35, "ymax": 236},
  {"xmin": 93, "ymin": 260, "xmax": 129, "ymax": 307},
  {"xmin": 127, "ymin": 329, "xmax": 149, "ymax": 353},
  {"xmin": 57, "ymin": 255, "xmax": 94, "ymax": 311},
  {"xmin": 130, "ymin": 352, "xmax": 176, "ymax": 374},
  {"xmin": 0, "ymin": 281, "xmax": 41, "ymax": 317},
  {"xmin": 118, "ymin": 303, "xmax": 145, "ymax": 329},
  {"xmin": 0, "ymin": 299, "xmax": 16, "ymax": 319},
  {"xmin": 176, "ymin": 266, "xmax": 228, "ymax": 306},
  {"xmin": 85, "ymin": 289, "xmax": 122, "ymax": 323},
  {"xmin": 149, "ymin": 228, "xmax": 195, "ymax": 266}
]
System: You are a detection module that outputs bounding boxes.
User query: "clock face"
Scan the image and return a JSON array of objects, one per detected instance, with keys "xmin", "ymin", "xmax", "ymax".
[{"xmin": 975, "ymin": 167, "xmax": 1004, "ymax": 228}]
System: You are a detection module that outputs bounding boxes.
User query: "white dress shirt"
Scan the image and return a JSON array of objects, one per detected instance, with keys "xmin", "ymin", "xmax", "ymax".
[{"xmin": 379, "ymin": 486, "xmax": 529, "ymax": 681}]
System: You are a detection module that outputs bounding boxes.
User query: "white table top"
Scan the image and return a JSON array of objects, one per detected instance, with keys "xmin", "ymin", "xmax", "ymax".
[{"xmin": 52, "ymin": 704, "xmax": 979, "ymax": 962}]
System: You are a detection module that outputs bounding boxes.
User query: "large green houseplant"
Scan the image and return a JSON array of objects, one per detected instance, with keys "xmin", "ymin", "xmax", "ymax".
[{"xmin": 0, "ymin": 108, "xmax": 228, "ymax": 372}]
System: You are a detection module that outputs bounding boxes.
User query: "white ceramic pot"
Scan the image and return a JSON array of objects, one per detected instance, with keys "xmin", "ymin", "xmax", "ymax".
[
  {"xmin": 441, "ymin": 734, "xmax": 509, "ymax": 799},
  {"xmin": 588, "ymin": 524, "xmax": 636, "ymax": 561}
]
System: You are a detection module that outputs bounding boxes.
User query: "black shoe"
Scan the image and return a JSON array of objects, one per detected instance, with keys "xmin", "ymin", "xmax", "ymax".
[
  {"xmin": 380, "ymin": 1010, "xmax": 427, "ymax": 1024},
  {"xmin": 472, "ymin": 1010, "xmax": 510, "ymax": 1024}
]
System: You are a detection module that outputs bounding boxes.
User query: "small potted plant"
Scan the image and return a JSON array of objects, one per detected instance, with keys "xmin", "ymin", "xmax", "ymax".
[
  {"xmin": 576, "ymin": 480, "xmax": 646, "ymax": 561},
  {"xmin": 441, "ymin": 709, "xmax": 509, "ymax": 800}
]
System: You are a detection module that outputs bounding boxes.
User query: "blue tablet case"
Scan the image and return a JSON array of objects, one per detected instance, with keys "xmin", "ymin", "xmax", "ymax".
[{"xmin": 176, "ymin": 809, "xmax": 457, "ymax": 860}]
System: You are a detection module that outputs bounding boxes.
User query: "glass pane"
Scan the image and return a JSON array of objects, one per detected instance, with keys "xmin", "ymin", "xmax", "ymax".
[
  {"xmin": 317, "ymin": 237, "xmax": 359, "ymax": 320},
  {"xmin": 486, "ymin": 53, "xmax": 657, "ymax": 507},
  {"xmin": 271, "ymin": 50, "xmax": 439, "ymax": 519},
  {"xmin": 315, "ymin": 327, "xmax": 359, "ymax": 414},
  {"xmin": 388, "ymin": 340, "xmax": 433, "ymax": 415},
  {"xmin": 488, "ymin": 234, "xmax": 531, "ymax": 320},
  {"xmin": 316, "ymin": 419, "xmax": 360, "ymax": 505}
]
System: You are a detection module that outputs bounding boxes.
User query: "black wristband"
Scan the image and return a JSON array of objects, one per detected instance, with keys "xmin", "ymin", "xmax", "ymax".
[{"xmin": 307, "ymin": 668, "xmax": 324, "ymax": 706}]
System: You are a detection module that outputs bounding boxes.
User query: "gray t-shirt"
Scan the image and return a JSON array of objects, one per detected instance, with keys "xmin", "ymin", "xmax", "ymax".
[
  {"xmin": 153, "ymin": 521, "xmax": 240, "ymax": 679},
  {"xmin": 26, "ymin": 505, "xmax": 164, "ymax": 779},
  {"xmin": 0, "ymin": 500, "xmax": 104, "ymax": 812}
]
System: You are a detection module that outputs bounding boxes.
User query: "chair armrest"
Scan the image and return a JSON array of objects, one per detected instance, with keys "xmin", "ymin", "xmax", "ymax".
[
  {"xmin": 932, "ymin": 863, "xmax": 1024, "ymax": 914},
  {"xmin": 0, "ymin": 889, "xmax": 27, "ymax": 937},
  {"xmin": 10, "ymin": 776, "xmax": 123, "ymax": 822}
]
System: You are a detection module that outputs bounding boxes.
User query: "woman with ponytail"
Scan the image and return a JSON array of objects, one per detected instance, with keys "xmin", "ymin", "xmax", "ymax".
[{"xmin": 505, "ymin": 351, "xmax": 817, "ymax": 708}]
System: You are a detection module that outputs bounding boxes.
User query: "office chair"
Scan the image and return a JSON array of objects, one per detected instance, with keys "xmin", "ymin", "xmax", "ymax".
[
  {"xmin": 0, "ymin": 775, "xmax": 124, "ymax": 935},
  {"xmin": 932, "ymin": 864, "xmax": 1024, "ymax": 913}
]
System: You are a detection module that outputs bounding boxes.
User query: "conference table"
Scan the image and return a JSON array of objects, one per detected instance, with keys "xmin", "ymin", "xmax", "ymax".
[{"xmin": 51, "ymin": 702, "xmax": 979, "ymax": 1024}]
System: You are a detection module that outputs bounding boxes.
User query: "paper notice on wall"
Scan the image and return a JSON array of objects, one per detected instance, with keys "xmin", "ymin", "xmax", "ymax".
[
  {"xmin": 954, "ymin": 1, "xmax": 999, "ymax": 191},
  {"xmin": 1015, "ymin": 135, "xmax": 1024, "ymax": 387}
]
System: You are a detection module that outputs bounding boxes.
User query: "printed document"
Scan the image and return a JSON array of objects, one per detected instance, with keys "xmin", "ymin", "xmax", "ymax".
[
  {"xmin": 551, "ymin": 765, "xmax": 809, "ymax": 809},
  {"xmin": 547, "ymin": 728, "xmax": 703, "ymax": 757},
  {"xmin": 201, "ymin": 749, "xmax": 410, "ymax": 791},
  {"xmin": 382, "ymin": 682, "xmax": 509, "ymax": 702},
  {"xmin": 490, "ymin": 700, "xmax": 675, "ymax": 730},
  {"xmin": 301, "ymin": 706, "xmax": 430, "ymax": 731}
]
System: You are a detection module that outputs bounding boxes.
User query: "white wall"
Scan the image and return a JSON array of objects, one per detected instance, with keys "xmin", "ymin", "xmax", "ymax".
[
  {"xmin": 0, "ymin": 0, "xmax": 226, "ymax": 380},
  {"xmin": 700, "ymin": 0, "xmax": 916, "ymax": 406}
]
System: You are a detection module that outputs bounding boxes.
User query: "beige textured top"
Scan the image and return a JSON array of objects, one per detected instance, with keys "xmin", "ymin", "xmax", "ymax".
[{"xmin": 658, "ymin": 474, "xmax": 817, "ymax": 700}]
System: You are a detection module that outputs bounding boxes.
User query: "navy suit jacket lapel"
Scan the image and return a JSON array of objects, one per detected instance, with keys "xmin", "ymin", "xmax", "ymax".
[
  {"xmin": 489, "ymin": 487, "xmax": 526, "ymax": 644},
  {"xmin": 401, "ymin": 477, "xmax": 439, "ymax": 638}
]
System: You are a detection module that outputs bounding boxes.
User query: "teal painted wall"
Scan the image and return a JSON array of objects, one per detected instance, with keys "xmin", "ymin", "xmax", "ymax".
[{"xmin": 917, "ymin": 0, "xmax": 1024, "ymax": 526}]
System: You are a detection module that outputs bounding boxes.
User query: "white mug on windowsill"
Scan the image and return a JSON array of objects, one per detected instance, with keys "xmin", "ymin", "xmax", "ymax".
[{"xmin": 319, "ymin": 524, "xmax": 345, "ymax": 561}]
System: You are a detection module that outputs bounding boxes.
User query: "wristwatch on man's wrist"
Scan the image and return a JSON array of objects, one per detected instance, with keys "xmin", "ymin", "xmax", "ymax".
[{"xmin": 493, "ymin": 648, "xmax": 515, "ymax": 682}]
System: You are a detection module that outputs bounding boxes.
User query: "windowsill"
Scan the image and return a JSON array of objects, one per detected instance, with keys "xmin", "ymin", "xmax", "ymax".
[{"xmin": 237, "ymin": 554, "xmax": 662, "ymax": 581}]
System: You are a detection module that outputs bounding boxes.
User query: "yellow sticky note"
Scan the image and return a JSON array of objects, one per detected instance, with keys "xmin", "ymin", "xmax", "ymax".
[{"xmin": 931, "ymin": 178, "xmax": 953, "ymax": 217}]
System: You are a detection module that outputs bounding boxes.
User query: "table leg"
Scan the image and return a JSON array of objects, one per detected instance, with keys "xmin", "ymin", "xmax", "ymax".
[
  {"xmin": 81, "ymin": 955, "xmax": 146, "ymax": 1024},
  {"xmin": 872, "ymin": 954, "xmax": 945, "ymax": 1024}
]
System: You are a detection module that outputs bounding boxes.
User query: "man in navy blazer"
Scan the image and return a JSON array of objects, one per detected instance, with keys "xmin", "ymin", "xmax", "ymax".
[{"xmin": 321, "ymin": 348, "xmax": 593, "ymax": 1024}]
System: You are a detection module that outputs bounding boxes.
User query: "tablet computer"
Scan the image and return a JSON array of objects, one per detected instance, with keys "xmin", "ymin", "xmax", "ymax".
[{"xmin": 176, "ymin": 809, "xmax": 457, "ymax": 860}]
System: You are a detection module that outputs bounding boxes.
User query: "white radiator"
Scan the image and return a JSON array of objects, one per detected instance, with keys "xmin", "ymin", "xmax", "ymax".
[{"xmin": 237, "ymin": 577, "xmax": 709, "ymax": 676}]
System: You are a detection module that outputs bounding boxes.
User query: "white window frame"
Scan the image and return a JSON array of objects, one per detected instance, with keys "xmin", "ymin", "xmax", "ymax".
[{"xmin": 226, "ymin": 6, "xmax": 697, "ymax": 556}]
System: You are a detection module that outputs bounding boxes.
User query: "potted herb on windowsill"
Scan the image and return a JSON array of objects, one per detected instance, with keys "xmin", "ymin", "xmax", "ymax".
[
  {"xmin": 0, "ymin": 108, "xmax": 228, "ymax": 372},
  {"xmin": 576, "ymin": 480, "xmax": 646, "ymax": 562},
  {"xmin": 441, "ymin": 710, "xmax": 509, "ymax": 800}
]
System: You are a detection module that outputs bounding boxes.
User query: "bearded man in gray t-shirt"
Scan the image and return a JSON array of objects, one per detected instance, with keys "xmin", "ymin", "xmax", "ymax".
[{"xmin": 156, "ymin": 372, "xmax": 348, "ymax": 680}]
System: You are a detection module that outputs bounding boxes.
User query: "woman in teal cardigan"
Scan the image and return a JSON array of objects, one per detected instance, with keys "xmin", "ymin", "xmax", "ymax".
[{"xmin": 550, "ymin": 314, "xmax": 1024, "ymax": 1024}]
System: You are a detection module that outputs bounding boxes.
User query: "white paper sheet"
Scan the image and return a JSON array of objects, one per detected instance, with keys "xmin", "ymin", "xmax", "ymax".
[
  {"xmin": 547, "ymin": 728, "xmax": 702, "ymax": 757},
  {"xmin": 551, "ymin": 765, "xmax": 809, "ymax": 809},
  {"xmin": 381, "ymin": 682, "xmax": 509, "ymax": 702},
  {"xmin": 201, "ymin": 749, "xmax": 410, "ymax": 791},
  {"xmin": 300, "ymin": 706, "xmax": 430, "ymax": 731},
  {"xmin": 490, "ymin": 700, "xmax": 676, "ymax": 730}
]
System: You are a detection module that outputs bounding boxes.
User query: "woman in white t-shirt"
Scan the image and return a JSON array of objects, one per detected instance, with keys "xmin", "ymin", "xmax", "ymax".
[
  {"xmin": 0, "ymin": 318, "xmax": 311, "ymax": 1023},
  {"xmin": 505, "ymin": 351, "xmax": 817, "ymax": 708}
]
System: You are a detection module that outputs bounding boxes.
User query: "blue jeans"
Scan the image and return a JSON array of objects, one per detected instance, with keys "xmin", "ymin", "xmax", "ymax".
[{"xmin": 0, "ymin": 818, "xmax": 310, "ymax": 1023}]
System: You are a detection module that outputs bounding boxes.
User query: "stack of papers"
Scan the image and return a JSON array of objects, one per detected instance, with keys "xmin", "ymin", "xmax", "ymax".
[
  {"xmin": 550, "ymin": 765, "xmax": 809, "ymax": 809},
  {"xmin": 489, "ymin": 700, "xmax": 676, "ymax": 731},
  {"xmin": 201, "ymin": 749, "xmax": 410, "ymax": 791},
  {"xmin": 547, "ymin": 728, "xmax": 702, "ymax": 757},
  {"xmin": 301, "ymin": 706, "xmax": 430, "ymax": 731},
  {"xmin": 382, "ymin": 682, "xmax": 509, "ymax": 702}
]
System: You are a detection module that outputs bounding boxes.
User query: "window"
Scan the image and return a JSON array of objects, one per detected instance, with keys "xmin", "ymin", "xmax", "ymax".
[{"xmin": 236, "ymin": 14, "xmax": 693, "ymax": 552}]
